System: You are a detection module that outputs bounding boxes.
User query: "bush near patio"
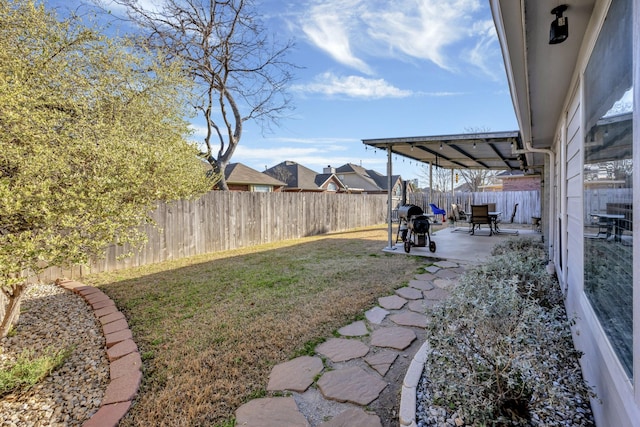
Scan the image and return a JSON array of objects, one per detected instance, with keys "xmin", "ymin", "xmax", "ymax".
[{"xmin": 423, "ymin": 238, "xmax": 594, "ymax": 425}]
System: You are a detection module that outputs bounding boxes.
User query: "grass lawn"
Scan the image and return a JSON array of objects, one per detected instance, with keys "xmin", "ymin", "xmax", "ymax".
[{"xmin": 84, "ymin": 225, "xmax": 426, "ymax": 426}]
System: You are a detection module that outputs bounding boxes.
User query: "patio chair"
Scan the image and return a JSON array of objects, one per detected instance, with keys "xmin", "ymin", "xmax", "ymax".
[
  {"xmin": 451, "ymin": 203, "xmax": 468, "ymax": 223},
  {"xmin": 470, "ymin": 204, "xmax": 492, "ymax": 235},
  {"xmin": 429, "ymin": 203, "xmax": 446, "ymax": 222}
]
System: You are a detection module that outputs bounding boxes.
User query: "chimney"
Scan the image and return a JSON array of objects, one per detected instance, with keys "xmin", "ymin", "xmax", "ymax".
[{"xmin": 323, "ymin": 165, "xmax": 336, "ymax": 174}]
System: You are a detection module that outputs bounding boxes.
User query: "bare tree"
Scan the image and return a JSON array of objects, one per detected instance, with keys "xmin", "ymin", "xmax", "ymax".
[
  {"xmin": 458, "ymin": 168, "xmax": 497, "ymax": 192},
  {"xmin": 106, "ymin": 0, "xmax": 295, "ymax": 190},
  {"xmin": 419, "ymin": 164, "xmax": 451, "ymax": 193}
]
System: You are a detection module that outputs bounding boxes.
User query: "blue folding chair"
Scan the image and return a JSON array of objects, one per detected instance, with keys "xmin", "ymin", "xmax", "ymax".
[{"xmin": 429, "ymin": 203, "xmax": 446, "ymax": 222}]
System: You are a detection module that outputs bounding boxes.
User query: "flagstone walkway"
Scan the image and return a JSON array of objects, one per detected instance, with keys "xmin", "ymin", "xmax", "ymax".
[{"xmin": 234, "ymin": 260, "xmax": 470, "ymax": 427}]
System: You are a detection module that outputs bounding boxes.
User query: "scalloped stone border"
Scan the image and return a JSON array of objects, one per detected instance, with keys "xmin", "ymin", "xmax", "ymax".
[
  {"xmin": 399, "ymin": 340, "xmax": 430, "ymax": 427},
  {"xmin": 55, "ymin": 279, "xmax": 140, "ymax": 427}
]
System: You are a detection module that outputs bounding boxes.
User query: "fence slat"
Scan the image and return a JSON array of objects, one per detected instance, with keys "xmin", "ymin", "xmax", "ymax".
[{"xmin": 38, "ymin": 191, "xmax": 387, "ymax": 277}]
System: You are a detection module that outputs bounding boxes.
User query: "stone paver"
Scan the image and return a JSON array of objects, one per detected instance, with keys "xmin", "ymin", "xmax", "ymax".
[
  {"xmin": 408, "ymin": 279, "xmax": 434, "ymax": 291},
  {"xmin": 434, "ymin": 277, "xmax": 458, "ymax": 290},
  {"xmin": 91, "ymin": 299, "xmax": 116, "ymax": 310},
  {"xmin": 425, "ymin": 265, "xmax": 440, "ymax": 273},
  {"xmin": 267, "ymin": 356, "xmax": 324, "ymax": 393},
  {"xmin": 365, "ymin": 350, "xmax": 398, "ymax": 376},
  {"xmin": 395, "ymin": 287, "xmax": 423, "ymax": 300},
  {"xmin": 317, "ymin": 366, "xmax": 386, "ymax": 405},
  {"xmin": 365, "ymin": 306, "xmax": 389, "ymax": 324},
  {"xmin": 101, "ymin": 370, "xmax": 142, "ymax": 405},
  {"xmin": 337, "ymin": 321, "xmax": 368, "ymax": 337},
  {"xmin": 318, "ymin": 407, "xmax": 382, "ymax": 427},
  {"xmin": 378, "ymin": 295, "xmax": 407, "ymax": 310},
  {"xmin": 316, "ymin": 338, "xmax": 369, "ymax": 362},
  {"xmin": 225, "ymin": 261, "xmax": 465, "ymax": 427},
  {"xmin": 94, "ymin": 305, "xmax": 119, "ymax": 318},
  {"xmin": 435, "ymin": 269, "xmax": 459, "ymax": 279},
  {"xmin": 82, "ymin": 401, "xmax": 132, "ymax": 427},
  {"xmin": 110, "ymin": 351, "xmax": 142, "ymax": 380},
  {"xmin": 235, "ymin": 397, "xmax": 309, "ymax": 427},
  {"xmin": 106, "ymin": 338, "xmax": 138, "ymax": 362},
  {"xmin": 103, "ymin": 318, "xmax": 129, "ymax": 335},
  {"xmin": 423, "ymin": 287, "xmax": 451, "ymax": 301},
  {"xmin": 407, "ymin": 299, "xmax": 432, "ymax": 313},
  {"xmin": 370, "ymin": 327, "xmax": 416, "ymax": 350},
  {"xmin": 433, "ymin": 260, "xmax": 458, "ymax": 268},
  {"xmin": 85, "ymin": 292, "xmax": 111, "ymax": 305},
  {"xmin": 413, "ymin": 272, "xmax": 436, "ymax": 281},
  {"xmin": 389, "ymin": 312, "xmax": 428, "ymax": 328},
  {"xmin": 105, "ymin": 329, "xmax": 133, "ymax": 348},
  {"xmin": 99, "ymin": 311, "xmax": 126, "ymax": 326}
]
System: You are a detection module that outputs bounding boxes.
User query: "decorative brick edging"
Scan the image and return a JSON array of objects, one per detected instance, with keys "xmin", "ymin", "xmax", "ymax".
[
  {"xmin": 55, "ymin": 279, "xmax": 141, "ymax": 427},
  {"xmin": 399, "ymin": 340, "xmax": 430, "ymax": 427}
]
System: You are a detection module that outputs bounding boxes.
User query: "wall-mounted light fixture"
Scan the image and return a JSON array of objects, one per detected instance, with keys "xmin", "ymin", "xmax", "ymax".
[{"xmin": 549, "ymin": 4, "xmax": 568, "ymax": 44}]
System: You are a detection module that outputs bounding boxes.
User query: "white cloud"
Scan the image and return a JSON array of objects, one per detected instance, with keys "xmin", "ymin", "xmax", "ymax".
[
  {"xmin": 298, "ymin": 0, "xmax": 484, "ymax": 72},
  {"xmin": 292, "ymin": 72, "xmax": 412, "ymax": 99},
  {"xmin": 462, "ymin": 20, "xmax": 504, "ymax": 81},
  {"xmin": 300, "ymin": 0, "xmax": 373, "ymax": 74}
]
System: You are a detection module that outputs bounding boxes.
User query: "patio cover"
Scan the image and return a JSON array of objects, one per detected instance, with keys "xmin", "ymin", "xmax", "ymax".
[
  {"xmin": 362, "ymin": 131, "xmax": 526, "ymax": 250},
  {"xmin": 362, "ymin": 131, "xmax": 525, "ymax": 171}
]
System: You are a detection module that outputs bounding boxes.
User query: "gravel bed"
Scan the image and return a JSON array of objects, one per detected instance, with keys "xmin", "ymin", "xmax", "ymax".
[{"xmin": 1, "ymin": 283, "xmax": 109, "ymax": 426}]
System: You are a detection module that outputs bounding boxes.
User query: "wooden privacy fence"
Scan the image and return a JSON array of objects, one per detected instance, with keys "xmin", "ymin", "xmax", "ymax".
[
  {"xmin": 38, "ymin": 191, "xmax": 388, "ymax": 281},
  {"xmin": 407, "ymin": 190, "xmax": 542, "ymax": 224}
]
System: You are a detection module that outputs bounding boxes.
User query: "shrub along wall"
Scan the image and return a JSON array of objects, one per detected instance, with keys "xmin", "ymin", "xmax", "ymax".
[{"xmin": 38, "ymin": 191, "xmax": 388, "ymax": 280}]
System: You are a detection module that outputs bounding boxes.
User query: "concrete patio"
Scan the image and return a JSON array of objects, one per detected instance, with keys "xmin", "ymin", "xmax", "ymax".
[{"xmin": 383, "ymin": 222, "xmax": 542, "ymax": 264}]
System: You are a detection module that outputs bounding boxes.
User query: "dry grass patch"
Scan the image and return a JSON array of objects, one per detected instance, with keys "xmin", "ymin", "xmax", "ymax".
[{"xmin": 85, "ymin": 225, "xmax": 424, "ymax": 426}]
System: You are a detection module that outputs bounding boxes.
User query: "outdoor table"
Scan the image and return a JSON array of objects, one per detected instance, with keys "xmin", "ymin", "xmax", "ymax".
[
  {"xmin": 489, "ymin": 211, "xmax": 502, "ymax": 234},
  {"xmin": 591, "ymin": 213, "xmax": 625, "ymax": 241}
]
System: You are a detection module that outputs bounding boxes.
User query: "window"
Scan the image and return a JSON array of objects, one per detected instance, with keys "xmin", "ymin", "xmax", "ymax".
[
  {"xmin": 583, "ymin": 0, "xmax": 633, "ymax": 378},
  {"xmin": 327, "ymin": 182, "xmax": 337, "ymax": 191},
  {"xmin": 251, "ymin": 185, "xmax": 272, "ymax": 192}
]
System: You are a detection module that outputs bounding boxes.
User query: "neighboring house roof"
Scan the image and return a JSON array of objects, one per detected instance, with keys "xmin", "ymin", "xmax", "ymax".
[
  {"xmin": 224, "ymin": 163, "xmax": 285, "ymax": 187},
  {"xmin": 314, "ymin": 173, "xmax": 347, "ymax": 191},
  {"xmin": 335, "ymin": 163, "xmax": 402, "ymax": 192},
  {"xmin": 264, "ymin": 161, "xmax": 321, "ymax": 190}
]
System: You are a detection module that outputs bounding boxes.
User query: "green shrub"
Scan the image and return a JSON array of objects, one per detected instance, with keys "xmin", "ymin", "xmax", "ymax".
[
  {"xmin": 424, "ymin": 238, "xmax": 591, "ymax": 425},
  {"xmin": 0, "ymin": 346, "xmax": 72, "ymax": 397}
]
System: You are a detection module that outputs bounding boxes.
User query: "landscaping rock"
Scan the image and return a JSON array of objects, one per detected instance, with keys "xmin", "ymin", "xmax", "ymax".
[
  {"xmin": 395, "ymin": 287, "xmax": 423, "ymax": 300},
  {"xmin": 235, "ymin": 397, "xmax": 309, "ymax": 427},
  {"xmin": 267, "ymin": 356, "xmax": 324, "ymax": 393},
  {"xmin": 317, "ymin": 366, "xmax": 386, "ymax": 405},
  {"xmin": 366, "ymin": 306, "xmax": 390, "ymax": 324},
  {"xmin": 378, "ymin": 295, "xmax": 407, "ymax": 310},
  {"xmin": 316, "ymin": 338, "xmax": 369, "ymax": 362},
  {"xmin": 318, "ymin": 407, "xmax": 382, "ymax": 427},
  {"xmin": 370, "ymin": 327, "xmax": 416, "ymax": 350},
  {"xmin": 337, "ymin": 321, "xmax": 368, "ymax": 337},
  {"xmin": 365, "ymin": 350, "xmax": 398, "ymax": 376}
]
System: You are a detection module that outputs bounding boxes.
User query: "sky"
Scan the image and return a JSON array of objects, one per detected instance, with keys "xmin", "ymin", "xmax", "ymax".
[{"xmin": 45, "ymin": 0, "xmax": 519, "ymax": 185}]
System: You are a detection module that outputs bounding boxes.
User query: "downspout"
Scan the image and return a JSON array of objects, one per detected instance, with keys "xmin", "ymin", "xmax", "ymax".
[{"xmin": 513, "ymin": 142, "xmax": 556, "ymax": 275}]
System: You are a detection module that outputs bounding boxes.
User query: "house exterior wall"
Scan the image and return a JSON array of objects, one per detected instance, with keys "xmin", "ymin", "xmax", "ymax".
[
  {"xmin": 553, "ymin": 1, "xmax": 640, "ymax": 425},
  {"xmin": 228, "ymin": 184, "xmax": 250, "ymax": 192},
  {"xmin": 500, "ymin": 176, "xmax": 541, "ymax": 191}
]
